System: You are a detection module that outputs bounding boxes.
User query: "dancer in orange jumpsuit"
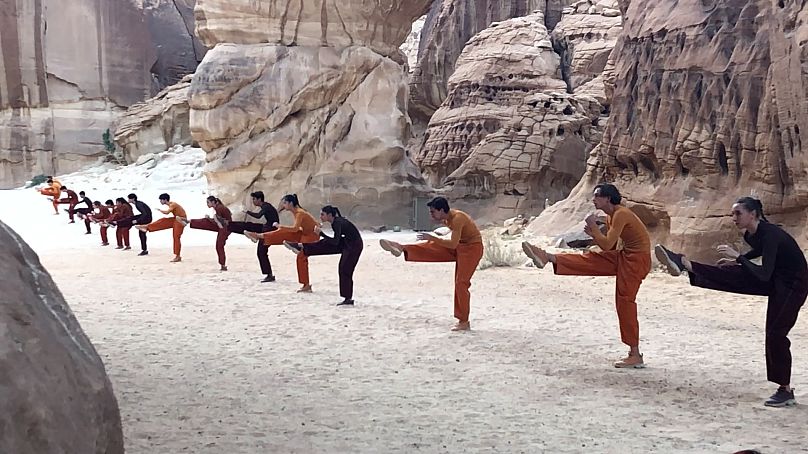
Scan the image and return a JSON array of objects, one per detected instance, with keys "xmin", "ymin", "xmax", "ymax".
[
  {"xmin": 378, "ymin": 197, "xmax": 484, "ymax": 332},
  {"xmin": 135, "ymin": 193, "xmax": 186, "ymax": 262},
  {"xmin": 521, "ymin": 183, "xmax": 652, "ymax": 368},
  {"xmin": 181, "ymin": 196, "xmax": 233, "ymax": 271},
  {"xmin": 38, "ymin": 177, "xmax": 62, "ymax": 214},
  {"xmin": 245, "ymin": 194, "xmax": 320, "ymax": 292}
]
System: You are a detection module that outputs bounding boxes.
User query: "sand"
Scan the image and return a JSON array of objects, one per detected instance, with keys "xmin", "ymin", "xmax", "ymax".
[{"xmin": 36, "ymin": 238, "xmax": 808, "ymax": 453}]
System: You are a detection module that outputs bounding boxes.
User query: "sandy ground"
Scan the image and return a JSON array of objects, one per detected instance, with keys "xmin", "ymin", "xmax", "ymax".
[{"xmin": 33, "ymin": 233, "xmax": 808, "ymax": 453}]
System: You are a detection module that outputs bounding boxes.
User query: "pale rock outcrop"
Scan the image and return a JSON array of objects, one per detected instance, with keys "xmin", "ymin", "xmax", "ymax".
[
  {"xmin": 401, "ymin": 15, "xmax": 427, "ymax": 72},
  {"xmin": 414, "ymin": 13, "xmax": 605, "ymax": 220},
  {"xmin": 0, "ymin": 221, "xmax": 123, "ymax": 453},
  {"xmin": 113, "ymin": 76, "xmax": 193, "ymax": 164},
  {"xmin": 191, "ymin": 1, "xmax": 433, "ymax": 225},
  {"xmin": 0, "ymin": 0, "xmax": 204, "ymax": 189},
  {"xmin": 409, "ymin": 0, "xmax": 577, "ymax": 122},
  {"xmin": 528, "ymin": 0, "xmax": 808, "ymax": 261}
]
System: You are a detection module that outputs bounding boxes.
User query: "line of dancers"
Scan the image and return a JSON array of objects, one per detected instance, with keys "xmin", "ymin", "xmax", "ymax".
[{"xmin": 38, "ymin": 176, "xmax": 806, "ymax": 407}]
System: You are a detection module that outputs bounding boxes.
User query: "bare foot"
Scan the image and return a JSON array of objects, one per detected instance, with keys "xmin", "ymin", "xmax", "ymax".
[
  {"xmin": 297, "ymin": 284, "xmax": 313, "ymax": 293},
  {"xmin": 521, "ymin": 242, "xmax": 548, "ymax": 269},
  {"xmin": 451, "ymin": 321, "xmax": 471, "ymax": 331},
  {"xmin": 170, "ymin": 256, "xmax": 182, "ymax": 263},
  {"xmin": 244, "ymin": 231, "xmax": 260, "ymax": 243},
  {"xmin": 379, "ymin": 239, "xmax": 403, "ymax": 257}
]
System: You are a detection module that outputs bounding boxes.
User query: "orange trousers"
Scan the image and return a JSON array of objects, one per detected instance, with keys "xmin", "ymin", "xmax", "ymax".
[
  {"xmin": 263, "ymin": 230, "xmax": 319, "ymax": 285},
  {"xmin": 402, "ymin": 241, "xmax": 484, "ymax": 323},
  {"xmin": 147, "ymin": 217, "xmax": 185, "ymax": 256},
  {"xmin": 554, "ymin": 250, "xmax": 651, "ymax": 347},
  {"xmin": 40, "ymin": 188, "xmax": 60, "ymax": 213}
]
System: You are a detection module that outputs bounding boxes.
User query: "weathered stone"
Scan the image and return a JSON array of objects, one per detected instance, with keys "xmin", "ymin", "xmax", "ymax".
[{"xmin": 0, "ymin": 220, "xmax": 123, "ymax": 453}]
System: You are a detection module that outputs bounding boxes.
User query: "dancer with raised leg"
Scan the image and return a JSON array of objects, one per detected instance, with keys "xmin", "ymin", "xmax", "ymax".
[
  {"xmin": 108, "ymin": 198, "xmax": 134, "ymax": 250},
  {"xmin": 127, "ymin": 193, "xmax": 153, "ymax": 256},
  {"xmin": 228, "ymin": 191, "xmax": 280, "ymax": 282},
  {"xmin": 182, "ymin": 196, "xmax": 232, "ymax": 271},
  {"xmin": 378, "ymin": 197, "xmax": 483, "ymax": 332},
  {"xmin": 135, "ymin": 193, "xmax": 186, "ymax": 263},
  {"xmin": 655, "ymin": 197, "xmax": 807, "ymax": 407},
  {"xmin": 283, "ymin": 205, "xmax": 363, "ymax": 306},
  {"xmin": 522, "ymin": 184, "xmax": 652, "ymax": 368}
]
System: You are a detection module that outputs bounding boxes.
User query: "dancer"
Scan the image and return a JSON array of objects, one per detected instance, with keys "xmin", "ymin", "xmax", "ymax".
[
  {"xmin": 284, "ymin": 205, "xmax": 363, "ymax": 306},
  {"xmin": 521, "ymin": 184, "xmax": 652, "ymax": 367},
  {"xmin": 127, "ymin": 193, "xmax": 153, "ymax": 256},
  {"xmin": 378, "ymin": 197, "xmax": 483, "ymax": 332},
  {"xmin": 245, "ymin": 194, "xmax": 319, "ymax": 292},
  {"xmin": 38, "ymin": 177, "xmax": 62, "ymax": 214},
  {"xmin": 229, "ymin": 191, "xmax": 280, "ymax": 282},
  {"xmin": 135, "ymin": 193, "xmax": 186, "ymax": 262},
  {"xmin": 108, "ymin": 197, "xmax": 134, "ymax": 250},
  {"xmin": 89, "ymin": 200, "xmax": 113, "ymax": 246},
  {"xmin": 57, "ymin": 186, "xmax": 79, "ymax": 223},
  {"xmin": 73, "ymin": 191, "xmax": 94, "ymax": 234},
  {"xmin": 182, "ymin": 196, "xmax": 232, "ymax": 271},
  {"xmin": 655, "ymin": 197, "xmax": 808, "ymax": 407}
]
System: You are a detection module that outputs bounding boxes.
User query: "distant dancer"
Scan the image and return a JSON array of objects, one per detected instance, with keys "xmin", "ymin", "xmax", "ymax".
[
  {"xmin": 108, "ymin": 197, "xmax": 134, "ymax": 250},
  {"xmin": 135, "ymin": 193, "xmax": 186, "ymax": 262},
  {"xmin": 284, "ymin": 205, "xmax": 363, "ymax": 306},
  {"xmin": 89, "ymin": 200, "xmax": 113, "ymax": 246},
  {"xmin": 182, "ymin": 196, "xmax": 232, "ymax": 271},
  {"xmin": 72, "ymin": 191, "xmax": 94, "ymax": 234},
  {"xmin": 57, "ymin": 186, "xmax": 79, "ymax": 222},
  {"xmin": 655, "ymin": 197, "xmax": 808, "ymax": 407},
  {"xmin": 38, "ymin": 177, "xmax": 62, "ymax": 214},
  {"xmin": 228, "ymin": 191, "xmax": 280, "ymax": 282},
  {"xmin": 245, "ymin": 194, "xmax": 319, "ymax": 292},
  {"xmin": 127, "ymin": 193, "xmax": 153, "ymax": 256},
  {"xmin": 521, "ymin": 184, "xmax": 651, "ymax": 368},
  {"xmin": 378, "ymin": 197, "xmax": 483, "ymax": 332}
]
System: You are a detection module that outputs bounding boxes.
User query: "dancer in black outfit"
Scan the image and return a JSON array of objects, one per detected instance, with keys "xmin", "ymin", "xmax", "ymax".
[
  {"xmin": 127, "ymin": 193, "xmax": 153, "ymax": 256},
  {"xmin": 284, "ymin": 205, "xmax": 363, "ymax": 306},
  {"xmin": 73, "ymin": 191, "xmax": 94, "ymax": 234},
  {"xmin": 228, "ymin": 191, "xmax": 280, "ymax": 282},
  {"xmin": 656, "ymin": 197, "xmax": 808, "ymax": 407}
]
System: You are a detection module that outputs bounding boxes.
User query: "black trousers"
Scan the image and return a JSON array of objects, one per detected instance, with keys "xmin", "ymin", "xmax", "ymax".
[
  {"xmin": 135, "ymin": 214, "xmax": 152, "ymax": 251},
  {"xmin": 76, "ymin": 208, "xmax": 93, "ymax": 233},
  {"xmin": 303, "ymin": 239, "xmax": 363, "ymax": 300},
  {"xmin": 229, "ymin": 221, "xmax": 275, "ymax": 276},
  {"xmin": 690, "ymin": 262, "xmax": 808, "ymax": 385}
]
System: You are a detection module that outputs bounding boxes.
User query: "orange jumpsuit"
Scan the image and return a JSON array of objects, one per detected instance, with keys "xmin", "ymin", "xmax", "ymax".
[
  {"xmin": 402, "ymin": 209, "xmax": 484, "ymax": 323},
  {"xmin": 553, "ymin": 205, "xmax": 651, "ymax": 347},
  {"xmin": 146, "ymin": 201, "xmax": 187, "ymax": 256},
  {"xmin": 39, "ymin": 180, "xmax": 62, "ymax": 213},
  {"xmin": 262, "ymin": 209, "xmax": 320, "ymax": 285}
]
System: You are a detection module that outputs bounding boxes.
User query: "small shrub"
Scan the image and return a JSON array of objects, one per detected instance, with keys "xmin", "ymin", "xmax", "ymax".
[
  {"xmin": 479, "ymin": 233, "xmax": 526, "ymax": 270},
  {"xmin": 102, "ymin": 129, "xmax": 127, "ymax": 165},
  {"xmin": 26, "ymin": 174, "xmax": 49, "ymax": 188}
]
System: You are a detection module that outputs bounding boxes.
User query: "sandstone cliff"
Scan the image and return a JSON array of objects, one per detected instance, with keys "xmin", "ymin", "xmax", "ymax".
[{"xmin": 0, "ymin": 0, "xmax": 204, "ymax": 189}]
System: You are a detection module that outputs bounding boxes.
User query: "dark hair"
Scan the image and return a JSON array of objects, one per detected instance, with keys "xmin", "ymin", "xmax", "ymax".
[
  {"xmin": 321, "ymin": 205, "xmax": 342, "ymax": 218},
  {"xmin": 281, "ymin": 194, "xmax": 300, "ymax": 208},
  {"xmin": 250, "ymin": 191, "xmax": 265, "ymax": 201},
  {"xmin": 735, "ymin": 197, "xmax": 768, "ymax": 222},
  {"xmin": 206, "ymin": 196, "xmax": 221, "ymax": 204},
  {"xmin": 79, "ymin": 191, "xmax": 85, "ymax": 196},
  {"xmin": 594, "ymin": 183, "xmax": 622, "ymax": 205},
  {"xmin": 426, "ymin": 197, "xmax": 450, "ymax": 213},
  {"xmin": 61, "ymin": 185, "xmax": 68, "ymax": 190},
  {"xmin": 159, "ymin": 193, "xmax": 170, "ymax": 201},
  {"xmin": 105, "ymin": 199, "xmax": 114, "ymax": 205},
  {"xmin": 47, "ymin": 178, "xmax": 53, "ymax": 183},
  {"xmin": 93, "ymin": 201, "xmax": 101, "ymax": 206},
  {"xmin": 115, "ymin": 197, "xmax": 127, "ymax": 205},
  {"xmin": 127, "ymin": 193, "xmax": 138, "ymax": 201}
]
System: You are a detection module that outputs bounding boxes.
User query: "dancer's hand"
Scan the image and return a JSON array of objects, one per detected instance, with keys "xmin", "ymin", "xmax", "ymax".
[
  {"xmin": 272, "ymin": 222, "xmax": 279, "ymax": 227},
  {"xmin": 416, "ymin": 232, "xmax": 436, "ymax": 241},
  {"xmin": 716, "ymin": 244, "xmax": 740, "ymax": 259},
  {"xmin": 584, "ymin": 213, "xmax": 598, "ymax": 226},
  {"xmin": 716, "ymin": 257, "xmax": 736, "ymax": 268},
  {"xmin": 313, "ymin": 225, "xmax": 321, "ymax": 235}
]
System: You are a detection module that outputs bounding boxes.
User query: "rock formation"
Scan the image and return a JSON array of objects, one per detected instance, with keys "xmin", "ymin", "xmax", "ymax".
[
  {"xmin": 529, "ymin": 0, "xmax": 808, "ymax": 261},
  {"xmin": 401, "ymin": 15, "xmax": 427, "ymax": 72},
  {"xmin": 190, "ymin": 0, "xmax": 433, "ymax": 225},
  {"xmin": 0, "ymin": 221, "xmax": 123, "ymax": 453},
  {"xmin": 409, "ymin": 0, "xmax": 577, "ymax": 123},
  {"xmin": 0, "ymin": 0, "xmax": 204, "ymax": 189},
  {"xmin": 114, "ymin": 76, "xmax": 193, "ymax": 164}
]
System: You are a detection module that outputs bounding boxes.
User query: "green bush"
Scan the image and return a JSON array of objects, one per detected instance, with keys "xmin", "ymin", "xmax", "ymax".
[{"xmin": 26, "ymin": 174, "xmax": 49, "ymax": 188}]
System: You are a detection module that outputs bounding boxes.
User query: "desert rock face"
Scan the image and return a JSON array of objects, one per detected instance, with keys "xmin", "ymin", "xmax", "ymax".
[
  {"xmin": 191, "ymin": 1, "xmax": 433, "ymax": 225},
  {"xmin": 0, "ymin": 220, "xmax": 123, "ymax": 453},
  {"xmin": 0, "ymin": 0, "xmax": 204, "ymax": 189},
  {"xmin": 529, "ymin": 0, "xmax": 808, "ymax": 260}
]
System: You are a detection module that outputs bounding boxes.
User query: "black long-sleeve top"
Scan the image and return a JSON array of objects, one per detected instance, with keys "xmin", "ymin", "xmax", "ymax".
[
  {"xmin": 246, "ymin": 202, "xmax": 279, "ymax": 226},
  {"xmin": 124, "ymin": 200, "xmax": 152, "ymax": 224},
  {"xmin": 737, "ymin": 221, "xmax": 808, "ymax": 283},
  {"xmin": 320, "ymin": 216, "xmax": 362, "ymax": 247},
  {"xmin": 133, "ymin": 200, "xmax": 152, "ymax": 217},
  {"xmin": 77, "ymin": 196, "xmax": 92, "ymax": 209}
]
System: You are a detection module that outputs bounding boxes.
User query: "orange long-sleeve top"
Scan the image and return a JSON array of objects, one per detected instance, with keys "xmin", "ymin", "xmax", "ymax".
[
  {"xmin": 590, "ymin": 205, "xmax": 651, "ymax": 253},
  {"xmin": 431, "ymin": 209, "xmax": 482, "ymax": 249},
  {"xmin": 159, "ymin": 201, "xmax": 187, "ymax": 218},
  {"xmin": 277, "ymin": 209, "xmax": 320, "ymax": 242}
]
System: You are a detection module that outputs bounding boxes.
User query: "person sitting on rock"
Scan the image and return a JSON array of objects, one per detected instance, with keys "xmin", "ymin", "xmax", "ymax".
[
  {"xmin": 135, "ymin": 193, "xmax": 187, "ymax": 263},
  {"xmin": 655, "ymin": 197, "xmax": 807, "ymax": 407},
  {"xmin": 521, "ymin": 183, "xmax": 652, "ymax": 368},
  {"xmin": 378, "ymin": 196, "xmax": 484, "ymax": 332}
]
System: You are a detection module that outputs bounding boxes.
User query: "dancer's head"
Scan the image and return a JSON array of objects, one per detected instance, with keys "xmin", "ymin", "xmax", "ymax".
[
  {"xmin": 206, "ymin": 196, "xmax": 221, "ymax": 208},
  {"xmin": 47, "ymin": 177, "xmax": 53, "ymax": 184},
  {"xmin": 280, "ymin": 194, "xmax": 300, "ymax": 212},
  {"xmin": 61, "ymin": 185, "xmax": 68, "ymax": 191},
  {"xmin": 79, "ymin": 191, "xmax": 85, "ymax": 197},
  {"xmin": 250, "ymin": 191, "xmax": 265, "ymax": 206},
  {"xmin": 426, "ymin": 197, "xmax": 451, "ymax": 222},
  {"xmin": 105, "ymin": 199, "xmax": 114, "ymax": 206},
  {"xmin": 115, "ymin": 197, "xmax": 127, "ymax": 206},
  {"xmin": 93, "ymin": 201, "xmax": 101, "ymax": 208},
  {"xmin": 732, "ymin": 197, "xmax": 767, "ymax": 229},
  {"xmin": 127, "ymin": 193, "xmax": 138, "ymax": 203},
  {"xmin": 159, "ymin": 193, "xmax": 170, "ymax": 205},
  {"xmin": 320, "ymin": 205, "xmax": 342, "ymax": 223},
  {"xmin": 592, "ymin": 183, "xmax": 621, "ymax": 211}
]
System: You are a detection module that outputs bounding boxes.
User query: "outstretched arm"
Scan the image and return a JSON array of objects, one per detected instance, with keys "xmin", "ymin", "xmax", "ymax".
[{"xmin": 737, "ymin": 238, "xmax": 778, "ymax": 282}]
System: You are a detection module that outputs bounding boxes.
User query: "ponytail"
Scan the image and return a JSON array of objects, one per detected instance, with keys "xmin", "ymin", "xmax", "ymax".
[
  {"xmin": 282, "ymin": 194, "xmax": 301, "ymax": 208},
  {"xmin": 736, "ymin": 196, "xmax": 768, "ymax": 222},
  {"xmin": 321, "ymin": 205, "xmax": 342, "ymax": 218}
]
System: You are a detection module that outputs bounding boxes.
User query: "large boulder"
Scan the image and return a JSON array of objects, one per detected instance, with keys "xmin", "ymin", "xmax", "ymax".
[
  {"xmin": 0, "ymin": 0, "xmax": 204, "ymax": 189},
  {"xmin": 528, "ymin": 0, "xmax": 808, "ymax": 261},
  {"xmin": 191, "ymin": 0, "xmax": 433, "ymax": 226},
  {"xmin": 0, "ymin": 221, "xmax": 123, "ymax": 453}
]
